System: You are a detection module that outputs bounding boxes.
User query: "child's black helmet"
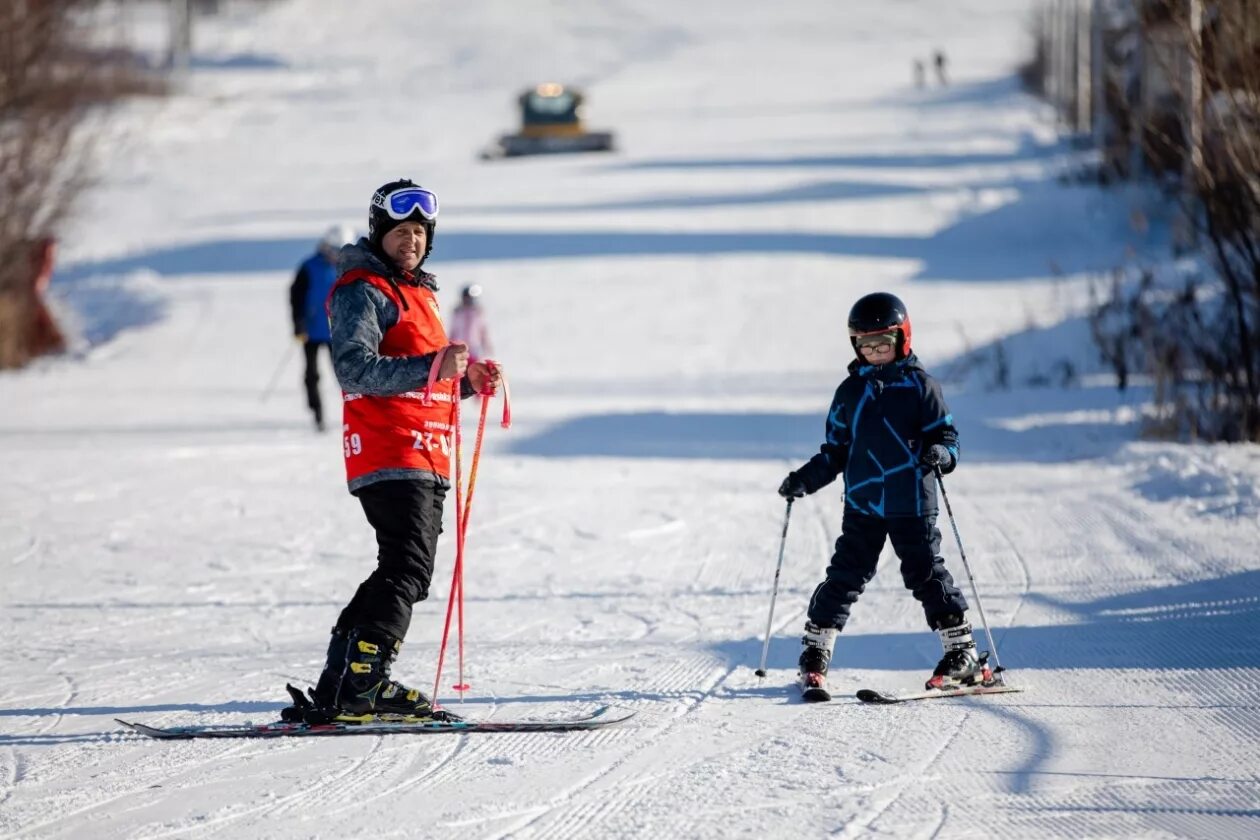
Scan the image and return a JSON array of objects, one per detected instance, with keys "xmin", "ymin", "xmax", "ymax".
[
  {"xmin": 368, "ymin": 178, "xmax": 438, "ymax": 265},
  {"xmin": 848, "ymin": 292, "xmax": 912, "ymax": 359}
]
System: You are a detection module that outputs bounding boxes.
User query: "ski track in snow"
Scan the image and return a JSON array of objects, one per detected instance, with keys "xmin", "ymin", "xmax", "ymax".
[
  {"xmin": 483, "ymin": 661, "xmax": 737, "ymax": 839},
  {"xmin": 834, "ymin": 708, "xmax": 972, "ymax": 839},
  {"xmin": 4, "ymin": 0, "xmax": 1260, "ymax": 838}
]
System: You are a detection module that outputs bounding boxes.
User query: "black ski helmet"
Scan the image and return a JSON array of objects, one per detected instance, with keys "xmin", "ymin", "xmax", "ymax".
[
  {"xmin": 848, "ymin": 292, "xmax": 912, "ymax": 359},
  {"xmin": 368, "ymin": 178, "xmax": 438, "ymax": 264}
]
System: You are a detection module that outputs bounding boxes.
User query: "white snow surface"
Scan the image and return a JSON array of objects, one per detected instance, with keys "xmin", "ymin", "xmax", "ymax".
[{"xmin": 4, "ymin": 1, "xmax": 1260, "ymax": 838}]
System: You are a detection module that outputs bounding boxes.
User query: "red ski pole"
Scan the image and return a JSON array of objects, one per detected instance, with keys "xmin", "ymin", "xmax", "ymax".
[
  {"xmin": 429, "ymin": 347, "xmax": 463, "ymax": 705},
  {"xmin": 432, "ymin": 388, "xmax": 465, "ymax": 702},
  {"xmin": 454, "ymin": 362, "xmax": 504, "ymax": 695},
  {"xmin": 432, "ymin": 359, "xmax": 510, "ymax": 704},
  {"xmin": 451, "ymin": 388, "xmax": 470, "ymax": 695},
  {"xmin": 451, "ymin": 394, "xmax": 488, "ymax": 695}
]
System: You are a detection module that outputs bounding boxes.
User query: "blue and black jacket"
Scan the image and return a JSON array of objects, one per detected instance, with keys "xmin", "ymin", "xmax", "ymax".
[
  {"xmin": 289, "ymin": 251, "xmax": 339, "ymax": 343},
  {"xmin": 795, "ymin": 353, "xmax": 959, "ymax": 518}
]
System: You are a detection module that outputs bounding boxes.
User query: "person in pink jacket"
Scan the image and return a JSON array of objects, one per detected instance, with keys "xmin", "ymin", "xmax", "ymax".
[{"xmin": 448, "ymin": 284, "xmax": 492, "ymax": 361}]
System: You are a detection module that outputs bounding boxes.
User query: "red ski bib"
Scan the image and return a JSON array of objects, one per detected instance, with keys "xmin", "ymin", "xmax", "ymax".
[{"xmin": 335, "ymin": 270, "xmax": 458, "ymax": 487}]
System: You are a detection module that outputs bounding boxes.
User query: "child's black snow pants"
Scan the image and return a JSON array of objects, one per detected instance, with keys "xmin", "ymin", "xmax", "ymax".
[
  {"xmin": 806, "ymin": 506, "xmax": 967, "ymax": 631},
  {"xmin": 335, "ymin": 479, "xmax": 446, "ymax": 641}
]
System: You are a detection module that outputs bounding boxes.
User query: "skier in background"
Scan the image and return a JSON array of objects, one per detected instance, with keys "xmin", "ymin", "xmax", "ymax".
[
  {"xmin": 291, "ymin": 179, "xmax": 501, "ymax": 724},
  {"xmin": 447, "ymin": 283, "xmax": 492, "ymax": 361},
  {"xmin": 289, "ymin": 224, "xmax": 354, "ymax": 431},
  {"xmin": 777, "ymin": 292, "xmax": 982, "ymax": 698},
  {"xmin": 933, "ymin": 49, "xmax": 949, "ymax": 85}
]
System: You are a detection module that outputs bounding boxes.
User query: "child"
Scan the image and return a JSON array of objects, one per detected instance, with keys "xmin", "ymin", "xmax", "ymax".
[
  {"xmin": 778, "ymin": 292, "xmax": 982, "ymax": 698},
  {"xmin": 298, "ymin": 178, "xmax": 502, "ymax": 722},
  {"xmin": 448, "ymin": 284, "xmax": 492, "ymax": 361}
]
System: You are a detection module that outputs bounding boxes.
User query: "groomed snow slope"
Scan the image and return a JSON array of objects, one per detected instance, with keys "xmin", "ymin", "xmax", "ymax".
[{"xmin": 2, "ymin": 1, "xmax": 1259, "ymax": 838}]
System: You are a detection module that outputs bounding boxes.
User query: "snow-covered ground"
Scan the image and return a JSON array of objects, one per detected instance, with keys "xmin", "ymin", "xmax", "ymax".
[{"xmin": 3, "ymin": 1, "xmax": 1259, "ymax": 837}]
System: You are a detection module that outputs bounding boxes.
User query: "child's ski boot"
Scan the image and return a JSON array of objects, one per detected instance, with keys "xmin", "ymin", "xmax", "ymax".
[
  {"xmin": 925, "ymin": 614, "xmax": 993, "ymax": 690},
  {"xmin": 798, "ymin": 622, "xmax": 838, "ymax": 702}
]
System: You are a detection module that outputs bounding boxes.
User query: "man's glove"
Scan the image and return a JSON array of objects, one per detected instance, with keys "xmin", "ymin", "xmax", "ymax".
[
  {"xmin": 921, "ymin": 444, "xmax": 954, "ymax": 472},
  {"xmin": 778, "ymin": 472, "xmax": 808, "ymax": 500}
]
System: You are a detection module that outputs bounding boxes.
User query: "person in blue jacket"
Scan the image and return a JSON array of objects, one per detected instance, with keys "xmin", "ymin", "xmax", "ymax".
[
  {"xmin": 778, "ymin": 292, "xmax": 983, "ymax": 695},
  {"xmin": 290, "ymin": 225, "xmax": 353, "ymax": 430}
]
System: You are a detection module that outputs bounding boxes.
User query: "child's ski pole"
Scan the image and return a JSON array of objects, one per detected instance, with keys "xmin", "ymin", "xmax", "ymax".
[
  {"xmin": 934, "ymin": 466, "xmax": 1005, "ymax": 676},
  {"xmin": 755, "ymin": 499, "xmax": 793, "ymax": 678}
]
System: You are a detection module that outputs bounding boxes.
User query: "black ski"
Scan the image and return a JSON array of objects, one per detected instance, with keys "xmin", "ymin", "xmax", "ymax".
[
  {"xmin": 118, "ymin": 705, "xmax": 633, "ymax": 740},
  {"xmin": 856, "ymin": 684, "xmax": 1021, "ymax": 704}
]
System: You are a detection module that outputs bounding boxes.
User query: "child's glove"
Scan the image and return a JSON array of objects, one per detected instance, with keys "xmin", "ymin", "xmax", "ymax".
[
  {"xmin": 778, "ymin": 472, "xmax": 808, "ymax": 499},
  {"xmin": 921, "ymin": 444, "xmax": 955, "ymax": 473}
]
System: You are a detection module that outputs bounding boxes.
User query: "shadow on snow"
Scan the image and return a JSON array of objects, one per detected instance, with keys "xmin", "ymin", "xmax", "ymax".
[
  {"xmin": 714, "ymin": 568, "xmax": 1260, "ymax": 675},
  {"xmin": 0, "ymin": 700, "xmax": 279, "ymax": 720},
  {"xmin": 504, "ymin": 381, "xmax": 1141, "ymax": 466},
  {"xmin": 51, "ymin": 81, "xmax": 1122, "ymax": 287},
  {"xmin": 53, "ymin": 190, "xmax": 1120, "ymax": 284}
]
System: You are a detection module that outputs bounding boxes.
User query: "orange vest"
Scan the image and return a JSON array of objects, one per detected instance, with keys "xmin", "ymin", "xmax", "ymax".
[{"xmin": 335, "ymin": 270, "xmax": 458, "ymax": 487}]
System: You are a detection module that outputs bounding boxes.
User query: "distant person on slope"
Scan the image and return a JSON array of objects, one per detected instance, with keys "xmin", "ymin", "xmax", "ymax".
[
  {"xmin": 289, "ymin": 179, "xmax": 501, "ymax": 724},
  {"xmin": 778, "ymin": 292, "xmax": 978, "ymax": 700},
  {"xmin": 933, "ymin": 49, "xmax": 949, "ymax": 85},
  {"xmin": 447, "ymin": 284, "xmax": 492, "ymax": 362},
  {"xmin": 289, "ymin": 225, "xmax": 354, "ymax": 431}
]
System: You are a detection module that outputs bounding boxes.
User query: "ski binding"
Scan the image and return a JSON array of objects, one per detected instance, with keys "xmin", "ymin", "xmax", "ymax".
[{"xmin": 799, "ymin": 671, "xmax": 831, "ymax": 703}]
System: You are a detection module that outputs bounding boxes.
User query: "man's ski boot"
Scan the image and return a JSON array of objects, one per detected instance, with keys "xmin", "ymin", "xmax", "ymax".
[
  {"xmin": 284, "ymin": 627, "xmax": 459, "ymax": 724},
  {"xmin": 925, "ymin": 614, "xmax": 993, "ymax": 691},
  {"xmin": 282, "ymin": 626, "xmax": 352, "ymax": 723},
  {"xmin": 798, "ymin": 622, "xmax": 838, "ymax": 703}
]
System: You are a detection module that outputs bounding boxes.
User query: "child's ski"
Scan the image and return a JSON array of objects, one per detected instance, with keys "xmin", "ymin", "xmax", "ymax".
[
  {"xmin": 118, "ymin": 705, "xmax": 633, "ymax": 740},
  {"xmin": 855, "ymin": 684, "xmax": 1021, "ymax": 704}
]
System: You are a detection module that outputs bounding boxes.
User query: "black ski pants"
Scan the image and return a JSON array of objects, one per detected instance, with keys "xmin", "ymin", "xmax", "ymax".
[
  {"xmin": 335, "ymin": 479, "xmax": 447, "ymax": 641},
  {"xmin": 806, "ymin": 506, "xmax": 967, "ymax": 632},
  {"xmin": 302, "ymin": 340, "xmax": 330, "ymax": 423}
]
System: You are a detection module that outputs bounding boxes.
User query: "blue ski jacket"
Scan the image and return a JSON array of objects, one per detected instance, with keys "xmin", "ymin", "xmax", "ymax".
[
  {"xmin": 290, "ymin": 252, "xmax": 339, "ymax": 342},
  {"xmin": 795, "ymin": 354, "xmax": 959, "ymax": 518}
]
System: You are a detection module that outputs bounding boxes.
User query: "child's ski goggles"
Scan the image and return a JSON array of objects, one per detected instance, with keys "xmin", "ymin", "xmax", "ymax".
[
  {"xmin": 853, "ymin": 330, "xmax": 898, "ymax": 350},
  {"xmin": 376, "ymin": 187, "xmax": 439, "ymax": 221}
]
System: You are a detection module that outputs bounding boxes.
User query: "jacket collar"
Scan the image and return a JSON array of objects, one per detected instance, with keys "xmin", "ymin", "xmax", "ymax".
[
  {"xmin": 338, "ymin": 239, "xmax": 438, "ymax": 292},
  {"xmin": 849, "ymin": 353, "xmax": 924, "ymax": 382}
]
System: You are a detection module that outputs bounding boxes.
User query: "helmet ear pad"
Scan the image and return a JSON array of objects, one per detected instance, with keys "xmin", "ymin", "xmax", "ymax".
[{"xmin": 896, "ymin": 318, "xmax": 913, "ymax": 358}]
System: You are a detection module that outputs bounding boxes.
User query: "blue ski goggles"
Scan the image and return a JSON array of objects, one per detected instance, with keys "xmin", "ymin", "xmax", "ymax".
[{"xmin": 376, "ymin": 187, "xmax": 439, "ymax": 221}]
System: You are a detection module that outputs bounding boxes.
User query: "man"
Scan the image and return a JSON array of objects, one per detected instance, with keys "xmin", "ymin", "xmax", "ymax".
[{"xmin": 290, "ymin": 225, "xmax": 353, "ymax": 430}]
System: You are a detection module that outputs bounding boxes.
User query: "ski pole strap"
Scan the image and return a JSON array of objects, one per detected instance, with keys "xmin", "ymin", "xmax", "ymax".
[
  {"xmin": 479, "ymin": 358, "xmax": 511, "ymax": 428},
  {"xmin": 499, "ymin": 373, "xmax": 511, "ymax": 428},
  {"xmin": 422, "ymin": 345, "xmax": 452, "ymax": 406}
]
